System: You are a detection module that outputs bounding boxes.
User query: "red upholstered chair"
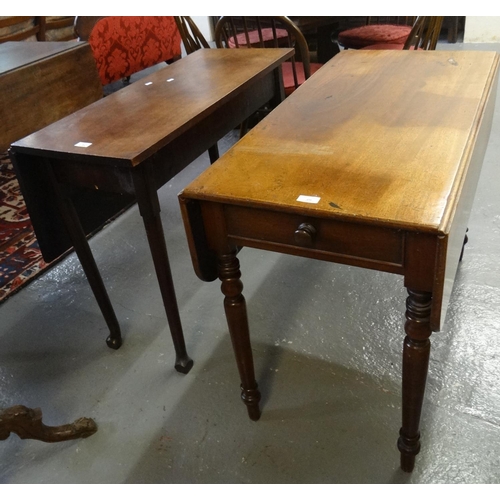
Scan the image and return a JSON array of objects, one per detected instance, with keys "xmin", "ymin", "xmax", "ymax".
[
  {"xmin": 337, "ymin": 16, "xmax": 416, "ymax": 50},
  {"xmin": 215, "ymin": 16, "xmax": 322, "ymax": 97},
  {"xmin": 362, "ymin": 17, "xmax": 444, "ymax": 51},
  {"xmin": 87, "ymin": 16, "xmax": 181, "ymax": 85}
]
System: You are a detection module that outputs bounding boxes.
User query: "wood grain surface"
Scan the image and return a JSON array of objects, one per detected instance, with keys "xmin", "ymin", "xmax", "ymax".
[{"xmin": 183, "ymin": 50, "xmax": 499, "ymax": 233}]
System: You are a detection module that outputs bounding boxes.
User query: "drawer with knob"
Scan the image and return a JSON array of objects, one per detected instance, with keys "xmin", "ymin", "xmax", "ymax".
[{"xmin": 223, "ymin": 205, "xmax": 405, "ymax": 272}]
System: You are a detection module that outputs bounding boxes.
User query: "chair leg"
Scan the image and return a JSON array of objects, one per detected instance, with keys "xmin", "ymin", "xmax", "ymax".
[{"xmin": 239, "ymin": 119, "xmax": 249, "ymax": 138}]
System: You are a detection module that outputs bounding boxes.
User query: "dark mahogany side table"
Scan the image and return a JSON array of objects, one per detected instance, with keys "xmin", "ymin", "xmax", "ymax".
[
  {"xmin": 10, "ymin": 48, "xmax": 292, "ymax": 374},
  {"xmin": 179, "ymin": 50, "xmax": 499, "ymax": 472}
]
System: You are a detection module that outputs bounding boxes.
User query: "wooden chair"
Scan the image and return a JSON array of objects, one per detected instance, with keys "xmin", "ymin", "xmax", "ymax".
[
  {"xmin": 215, "ymin": 16, "xmax": 323, "ymax": 97},
  {"xmin": 0, "ymin": 16, "xmax": 76, "ymax": 42},
  {"xmin": 174, "ymin": 16, "xmax": 210, "ymax": 54},
  {"xmin": 87, "ymin": 16, "xmax": 182, "ymax": 86},
  {"xmin": 337, "ymin": 16, "xmax": 416, "ymax": 50},
  {"xmin": 173, "ymin": 17, "xmax": 220, "ymax": 163},
  {"xmin": 362, "ymin": 17, "xmax": 444, "ymax": 51},
  {"xmin": 0, "ymin": 16, "xmax": 41, "ymax": 42},
  {"xmin": 41, "ymin": 16, "xmax": 76, "ymax": 41},
  {"xmin": 74, "ymin": 16, "xmax": 105, "ymax": 41}
]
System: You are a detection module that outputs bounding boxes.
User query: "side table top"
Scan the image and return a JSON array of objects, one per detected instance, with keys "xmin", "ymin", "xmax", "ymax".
[
  {"xmin": 182, "ymin": 50, "xmax": 499, "ymax": 234},
  {"xmin": 11, "ymin": 48, "xmax": 293, "ymax": 167}
]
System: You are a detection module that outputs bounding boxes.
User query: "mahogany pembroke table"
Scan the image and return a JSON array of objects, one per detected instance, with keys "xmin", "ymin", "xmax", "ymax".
[{"xmin": 179, "ymin": 50, "xmax": 499, "ymax": 472}]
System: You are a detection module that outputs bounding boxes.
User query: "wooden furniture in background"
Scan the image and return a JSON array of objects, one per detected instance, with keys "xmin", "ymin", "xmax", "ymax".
[
  {"xmin": 0, "ymin": 41, "xmax": 102, "ymax": 152},
  {"xmin": 215, "ymin": 16, "xmax": 322, "ymax": 97},
  {"xmin": 338, "ymin": 16, "xmax": 416, "ymax": 50},
  {"xmin": 179, "ymin": 50, "xmax": 499, "ymax": 472},
  {"xmin": 442, "ymin": 16, "xmax": 462, "ymax": 43},
  {"xmin": 0, "ymin": 16, "xmax": 76, "ymax": 42},
  {"xmin": 174, "ymin": 16, "xmax": 219, "ymax": 162},
  {"xmin": 362, "ymin": 16, "xmax": 444, "ymax": 50},
  {"xmin": 175, "ymin": 16, "xmax": 210, "ymax": 54},
  {"xmin": 74, "ymin": 16, "xmax": 105, "ymax": 41},
  {"xmin": 41, "ymin": 16, "xmax": 76, "ymax": 41},
  {"xmin": 288, "ymin": 16, "xmax": 342, "ymax": 62},
  {"xmin": 10, "ymin": 48, "xmax": 293, "ymax": 373},
  {"xmin": 0, "ymin": 16, "xmax": 42, "ymax": 41}
]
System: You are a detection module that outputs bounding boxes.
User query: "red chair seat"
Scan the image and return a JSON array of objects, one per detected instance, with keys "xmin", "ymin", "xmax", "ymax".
[
  {"xmin": 282, "ymin": 61, "xmax": 322, "ymax": 96},
  {"xmin": 338, "ymin": 24, "xmax": 412, "ymax": 49},
  {"xmin": 228, "ymin": 27, "xmax": 288, "ymax": 47}
]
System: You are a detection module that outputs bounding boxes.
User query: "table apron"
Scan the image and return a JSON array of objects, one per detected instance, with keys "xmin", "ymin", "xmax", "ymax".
[{"xmin": 223, "ymin": 204, "xmax": 405, "ymax": 275}]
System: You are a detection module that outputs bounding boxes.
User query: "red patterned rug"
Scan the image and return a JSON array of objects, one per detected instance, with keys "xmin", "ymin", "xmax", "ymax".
[{"xmin": 0, "ymin": 151, "xmax": 54, "ymax": 303}]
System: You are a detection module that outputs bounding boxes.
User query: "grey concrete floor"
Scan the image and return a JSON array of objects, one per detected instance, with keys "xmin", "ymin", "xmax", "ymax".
[{"xmin": 1, "ymin": 42, "xmax": 500, "ymax": 484}]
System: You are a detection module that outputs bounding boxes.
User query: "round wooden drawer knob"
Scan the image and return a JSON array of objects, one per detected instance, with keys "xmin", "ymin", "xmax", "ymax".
[{"xmin": 294, "ymin": 222, "xmax": 316, "ymax": 246}]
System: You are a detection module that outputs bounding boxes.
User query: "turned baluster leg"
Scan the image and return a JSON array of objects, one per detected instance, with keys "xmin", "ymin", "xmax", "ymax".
[
  {"xmin": 218, "ymin": 249, "xmax": 261, "ymax": 421},
  {"xmin": 398, "ymin": 289, "xmax": 432, "ymax": 472}
]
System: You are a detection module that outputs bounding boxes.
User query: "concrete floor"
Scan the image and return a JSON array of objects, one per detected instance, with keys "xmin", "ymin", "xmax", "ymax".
[{"xmin": 1, "ymin": 42, "xmax": 500, "ymax": 484}]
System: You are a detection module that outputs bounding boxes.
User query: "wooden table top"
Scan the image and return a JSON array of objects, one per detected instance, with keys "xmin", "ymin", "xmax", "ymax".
[
  {"xmin": 182, "ymin": 50, "xmax": 499, "ymax": 234},
  {"xmin": 12, "ymin": 48, "xmax": 293, "ymax": 167},
  {"xmin": 0, "ymin": 41, "xmax": 85, "ymax": 74}
]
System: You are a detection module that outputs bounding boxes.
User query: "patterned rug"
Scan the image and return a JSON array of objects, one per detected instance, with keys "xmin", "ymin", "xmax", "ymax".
[{"xmin": 0, "ymin": 151, "xmax": 53, "ymax": 303}]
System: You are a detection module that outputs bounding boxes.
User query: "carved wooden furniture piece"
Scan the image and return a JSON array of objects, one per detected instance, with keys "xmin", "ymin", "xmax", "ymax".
[
  {"xmin": 179, "ymin": 50, "xmax": 499, "ymax": 472},
  {"xmin": 0, "ymin": 406, "xmax": 97, "ymax": 442},
  {"xmin": 10, "ymin": 48, "xmax": 292, "ymax": 374}
]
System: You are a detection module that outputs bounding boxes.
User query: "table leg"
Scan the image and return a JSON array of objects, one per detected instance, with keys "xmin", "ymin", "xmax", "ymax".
[
  {"xmin": 133, "ymin": 170, "xmax": 193, "ymax": 374},
  {"xmin": 208, "ymin": 144, "xmax": 219, "ymax": 164},
  {"xmin": 317, "ymin": 24, "xmax": 340, "ymax": 63},
  {"xmin": 0, "ymin": 405, "xmax": 97, "ymax": 443},
  {"xmin": 218, "ymin": 249, "xmax": 261, "ymax": 420},
  {"xmin": 398, "ymin": 289, "xmax": 432, "ymax": 472},
  {"xmin": 47, "ymin": 168, "xmax": 123, "ymax": 349},
  {"xmin": 459, "ymin": 228, "xmax": 469, "ymax": 262}
]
